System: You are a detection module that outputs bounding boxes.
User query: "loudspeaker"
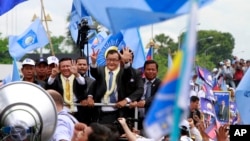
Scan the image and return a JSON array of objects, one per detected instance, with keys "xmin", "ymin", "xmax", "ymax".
[{"xmin": 0, "ymin": 81, "xmax": 57, "ymax": 141}]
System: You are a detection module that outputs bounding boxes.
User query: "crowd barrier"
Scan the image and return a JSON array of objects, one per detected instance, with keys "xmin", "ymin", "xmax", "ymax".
[{"xmin": 73, "ymin": 103, "xmax": 139, "ymax": 129}]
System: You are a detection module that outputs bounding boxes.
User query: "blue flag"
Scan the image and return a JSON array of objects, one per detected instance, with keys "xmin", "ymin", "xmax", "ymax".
[
  {"xmin": 8, "ymin": 18, "xmax": 49, "ymax": 60},
  {"xmin": 81, "ymin": 0, "xmax": 213, "ymax": 33},
  {"xmin": 69, "ymin": 0, "xmax": 94, "ymax": 43},
  {"xmin": 0, "ymin": 0, "xmax": 27, "ymax": 16},
  {"xmin": 172, "ymin": 0, "xmax": 199, "ymax": 141},
  {"xmin": 89, "ymin": 28, "xmax": 145, "ymax": 69},
  {"xmin": 12, "ymin": 59, "xmax": 20, "ymax": 82},
  {"xmin": 235, "ymin": 68, "xmax": 250, "ymax": 124},
  {"xmin": 143, "ymin": 51, "xmax": 182, "ymax": 139}
]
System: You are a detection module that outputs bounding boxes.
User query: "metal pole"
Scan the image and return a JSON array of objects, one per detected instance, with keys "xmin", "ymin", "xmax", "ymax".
[{"xmin": 71, "ymin": 102, "xmax": 139, "ymax": 129}]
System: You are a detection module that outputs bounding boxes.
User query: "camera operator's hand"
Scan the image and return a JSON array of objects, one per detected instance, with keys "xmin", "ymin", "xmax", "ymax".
[
  {"xmin": 118, "ymin": 117, "xmax": 127, "ymax": 127},
  {"xmin": 137, "ymin": 100, "xmax": 146, "ymax": 108},
  {"xmin": 116, "ymin": 99, "xmax": 127, "ymax": 108},
  {"xmin": 90, "ymin": 48, "xmax": 99, "ymax": 65}
]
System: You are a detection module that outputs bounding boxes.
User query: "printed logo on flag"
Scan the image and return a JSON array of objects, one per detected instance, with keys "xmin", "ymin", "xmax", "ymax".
[
  {"xmin": 96, "ymin": 32, "xmax": 125, "ymax": 66},
  {"xmin": 230, "ymin": 125, "xmax": 250, "ymax": 140},
  {"xmin": 17, "ymin": 30, "xmax": 38, "ymax": 49}
]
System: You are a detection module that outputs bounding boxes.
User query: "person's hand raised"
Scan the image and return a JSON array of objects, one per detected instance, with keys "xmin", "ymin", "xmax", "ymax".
[
  {"xmin": 51, "ymin": 64, "xmax": 59, "ymax": 78},
  {"xmin": 90, "ymin": 48, "xmax": 99, "ymax": 64},
  {"xmin": 70, "ymin": 60, "xmax": 79, "ymax": 76},
  {"xmin": 120, "ymin": 47, "xmax": 132, "ymax": 63},
  {"xmin": 216, "ymin": 124, "xmax": 229, "ymax": 141}
]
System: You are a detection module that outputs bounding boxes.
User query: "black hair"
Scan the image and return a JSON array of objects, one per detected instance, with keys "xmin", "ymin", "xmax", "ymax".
[
  {"xmin": 143, "ymin": 60, "xmax": 159, "ymax": 70},
  {"xmin": 105, "ymin": 49, "xmax": 121, "ymax": 60},
  {"xmin": 88, "ymin": 123, "xmax": 118, "ymax": 141},
  {"xmin": 190, "ymin": 95, "xmax": 199, "ymax": 103}
]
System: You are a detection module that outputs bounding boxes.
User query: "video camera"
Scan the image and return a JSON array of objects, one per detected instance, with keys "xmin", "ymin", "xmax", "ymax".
[{"xmin": 112, "ymin": 117, "xmax": 138, "ymax": 135}]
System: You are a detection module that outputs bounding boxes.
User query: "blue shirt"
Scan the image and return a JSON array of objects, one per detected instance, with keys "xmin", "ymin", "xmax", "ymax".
[{"xmin": 50, "ymin": 109, "xmax": 78, "ymax": 141}]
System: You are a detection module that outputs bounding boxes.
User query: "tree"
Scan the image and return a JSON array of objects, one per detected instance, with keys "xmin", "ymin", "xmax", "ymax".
[{"xmin": 0, "ymin": 34, "xmax": 11, "ymax": 64}]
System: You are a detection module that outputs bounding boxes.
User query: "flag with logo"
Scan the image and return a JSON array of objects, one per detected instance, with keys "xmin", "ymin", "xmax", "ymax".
[
  {"xmin": 143, "ymin": 51, "xmax": 182, "ymax": 139},
  {"xmin": 8, "ymin": 18, "xmax": 49, "ymax": 60},
  {"xmin": 81, "ymin": 0, "xmax": 214, "ymax": 33},
  {"xmin": 0, "ymin": 0, "xmax": 27, "ymax": 16},
  {"xmin": 91, "ymin": 28, "xmax": 145, "ymax": 69}
]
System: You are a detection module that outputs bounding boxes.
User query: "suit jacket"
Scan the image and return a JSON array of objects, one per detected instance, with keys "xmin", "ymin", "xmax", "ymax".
[
  {"xmin": 45, "ymin": 74, "xmax": 87, "ymax": 102},
  {"xmin": 143, "ymin": 78, "xmax": 161, "ymax": 112},
  {"xmin": 218, "ymin": 105, "xmax": 229, "ymax": 122},
  {"xmin": 89, "ymin": 66, "xmax": 142, "ymax": 102}
]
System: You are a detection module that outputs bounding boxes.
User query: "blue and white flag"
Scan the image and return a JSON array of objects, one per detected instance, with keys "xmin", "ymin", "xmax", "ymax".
[
  {"xmin": 168, "ymin": 49, "xmax": 173, "ymax": 68},
  {"xmin": 0, "ymin": 0, "xmax": 27, "ymax": 16},
  {"xmin": 8, "ymin": 18, "xmax": 49, "ymax": 60},
  {"xmin": 89, "ymin": 28, "xmax": 145, "ymax": 69},
  {"xmin": 69, "ymin": 0, "xmax": 94, "ymax": 43},
  {"xmin": 12, "ymin": 59, "xmax": 21, "ymax": 82},
  {"xmin": 81, "ymin": 0, "xmax": 213, "ymax": 33},
  {"xmin": 235, "ymin": 69, "xmax": 250, "ymax": 124}
]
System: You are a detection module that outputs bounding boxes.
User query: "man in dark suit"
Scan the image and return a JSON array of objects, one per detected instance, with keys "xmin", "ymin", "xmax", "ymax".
[
  {"xmin": 76, "ymin": 56, "xmax": 95, "ymax": 125},
  {"xmin": 45, "ymin": 57, "xmax": 87, "ymax": 122},
  {"xmin": 218, "ymin": 100, "xmax": 229, "ymax": 122},
  {"xmin": 135, "ymin": 60, "xmax": 161, "ymax": 130},
  {"xmin": 88, "ymin": 48, "xmax": 142, "ymax": 125}
]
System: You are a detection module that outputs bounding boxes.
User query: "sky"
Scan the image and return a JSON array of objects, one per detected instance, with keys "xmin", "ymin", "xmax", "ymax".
[{"xmin": 0, "ymin": 0, "xmax": 249, "ymax": 60}]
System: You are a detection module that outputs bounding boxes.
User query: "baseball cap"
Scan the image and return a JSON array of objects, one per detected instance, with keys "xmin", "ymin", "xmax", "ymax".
[
  {"xmin": 36, "ymin": 57, "xmax": 48, "ymax": 66},
  {"xmin": 212, "ymin": 68, "xmax": 218, "ymax": 72},
  {"xmin": 47, "ymin": 56, "xmax": 59, "ymax": 65},
  {"xmin": 22, "ymin": 58, "xmax": 35, "ymax": 66}
]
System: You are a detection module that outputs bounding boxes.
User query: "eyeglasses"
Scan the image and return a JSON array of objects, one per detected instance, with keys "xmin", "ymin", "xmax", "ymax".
[{"xmin": 106, "ymin": 58, "xmax": 119, "ymax": 62}]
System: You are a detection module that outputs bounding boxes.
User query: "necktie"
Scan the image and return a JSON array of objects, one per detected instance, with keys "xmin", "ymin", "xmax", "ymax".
[
  {"xmin": 145, "ymin": 81, "xmax": 152, "ymax": 99},
  {"xmin": 65, "ymin": 79, "xmax": 71, "ymax": 101},
  {"xmin": 109, "ymin": 71, "xmax": 113, "ymax": 90},
  {"xmin": 109, "ymin": 71, "xmax": 116, "ymax": 103}
]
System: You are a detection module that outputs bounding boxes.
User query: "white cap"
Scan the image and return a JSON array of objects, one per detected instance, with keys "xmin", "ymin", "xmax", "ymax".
[
  {"xmin": 212, "ymin": 68, "xmax": 218, "ymax": 72},
  {"xmin": 47, "ymin": 56, "xmax": 59, "ymax": 65},
  {"xmin": 22, "ymin": 58, "xmax": 35, "ymax": 66}
]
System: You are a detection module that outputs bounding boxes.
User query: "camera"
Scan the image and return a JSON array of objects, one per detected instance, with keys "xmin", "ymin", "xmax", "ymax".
[{"xmin": 112, "ymin": 117, "xmax": 138, "ymax": 135}]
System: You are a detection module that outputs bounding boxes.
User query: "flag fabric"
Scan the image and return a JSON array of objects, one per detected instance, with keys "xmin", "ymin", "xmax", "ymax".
[
  {"xmin": 88, "ymin": 28, "xmax": 145, "ymax": 69},
  {"xmin": 143, "ymin": 51, "xmax": 182, "ymax": 139},
  {"xmin": 81, "ymin": 0, "xmax": 213, "ymax": 33},
  {"xmin": 69, "ymin": 0, "xmax": 94, "ymax": 43},
  {"xmin": 8, "ymin": 18, "xmax": 49, "ymax": 60},
  {"xmin": 201, "ymin": 83, "xmax": 215, "ymax": 102},
  {"xmin": 0, "ymin": 0, "xmax": 27, "ymax": 16},
  {"xmin": 235, "ymin": 68, "xmax": 250, "ymax": 124},
  {"xmin": 172, "ymin": 0, "xmax": 199, "ymax": 141},
  {"xmin": 197, "ymin": 66, "xmax": 213, "ymax": 87},
  {"xmin": 12, "ymin": 58, "xmax": 21, "ymax": 82},
  {"xmin": 168, "ymin": 50, "xmax": 173, "ymax": 68},
  {"xmin": 146, "ymin": 47, "xmax": 153, "ymax": 60}
]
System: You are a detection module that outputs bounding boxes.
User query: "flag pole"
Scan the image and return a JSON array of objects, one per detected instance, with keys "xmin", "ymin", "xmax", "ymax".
[{"xmin": 40, "ymin": 0, "xmax": 54, "ymax": 56}]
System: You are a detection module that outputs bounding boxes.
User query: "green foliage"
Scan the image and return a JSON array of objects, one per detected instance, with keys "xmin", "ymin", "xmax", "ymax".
[{"xmin": 0, "ymin": 35, "xmax": 12, "ymax": 64}]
